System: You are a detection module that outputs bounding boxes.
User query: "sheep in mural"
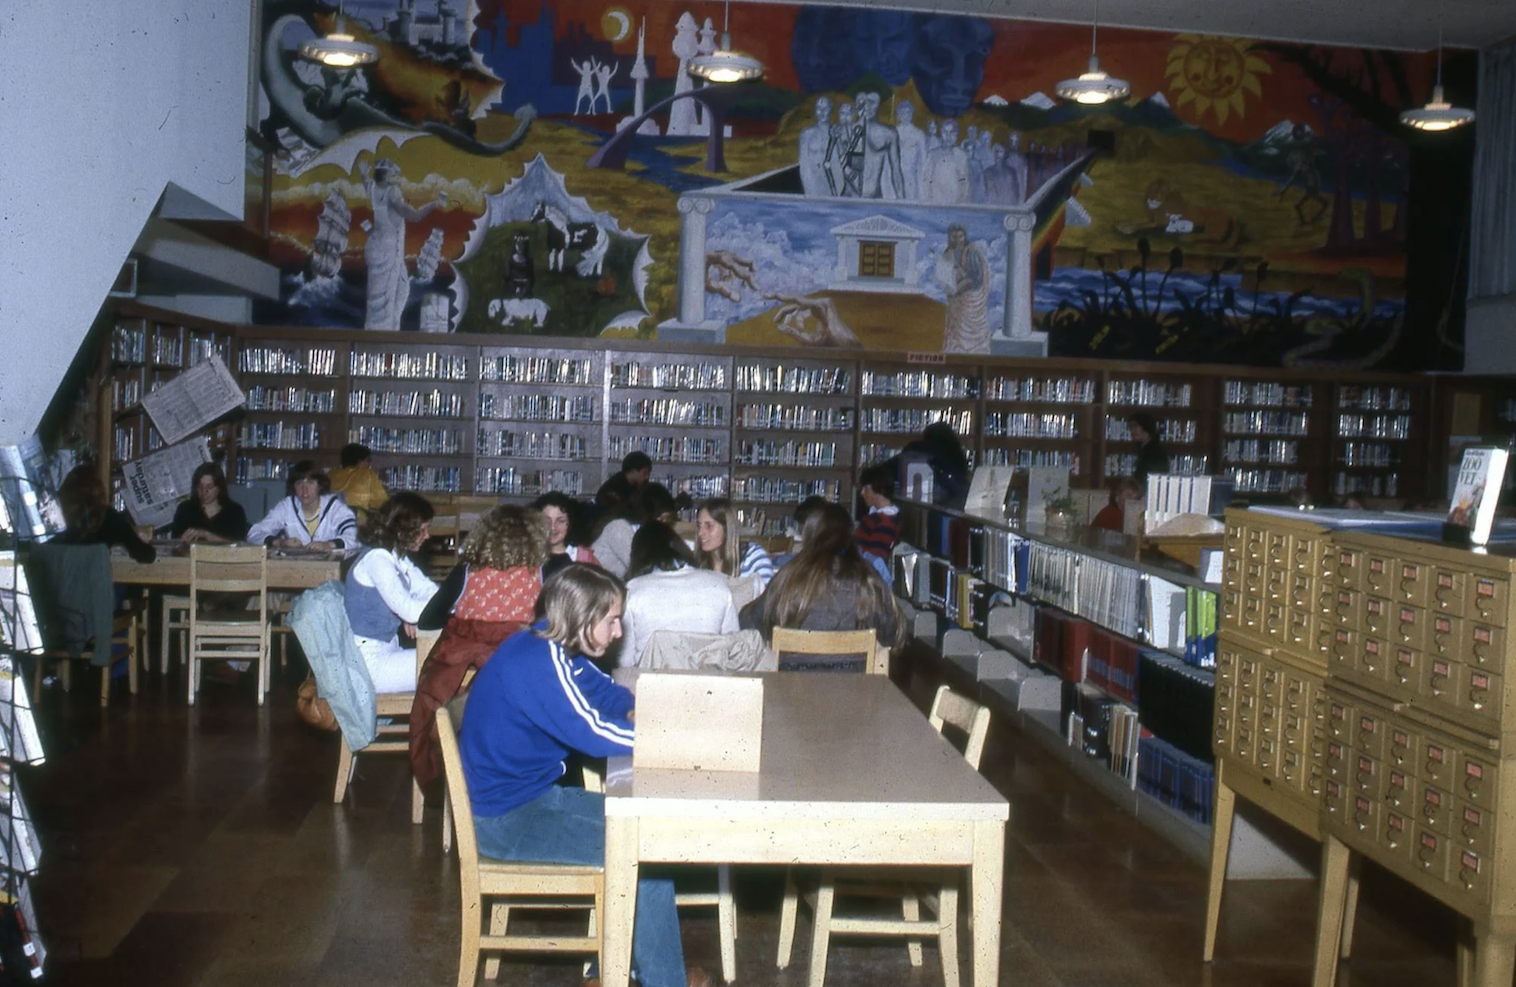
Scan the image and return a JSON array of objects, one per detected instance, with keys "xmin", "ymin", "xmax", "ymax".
[{"xmin": 488, "ymin": 297, "xmax": 550, "ymax": 328}]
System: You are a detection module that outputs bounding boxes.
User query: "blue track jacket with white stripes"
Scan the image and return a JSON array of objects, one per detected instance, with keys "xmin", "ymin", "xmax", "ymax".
[{"xmin": 459, "ymin": 622, "xmax": 635, "ymax": 817}]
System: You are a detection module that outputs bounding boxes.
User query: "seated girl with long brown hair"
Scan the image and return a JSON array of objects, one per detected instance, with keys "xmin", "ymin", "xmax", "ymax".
[
  {"xmin": 54, "ymin": 464, "xmax": 155, "ymax": 563},
  {"xmin": 741, "ymin": 503, "xmax": 902, "ymax": 672}
]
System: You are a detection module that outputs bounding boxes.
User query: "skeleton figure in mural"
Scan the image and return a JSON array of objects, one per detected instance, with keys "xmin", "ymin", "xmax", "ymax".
[
  {"xmin": 571, "ymin": 57, "xmax": 601, "ymax": 116},
  {"xmin": 666, "ymin": 13, "xmax": 702, "ymax": 137},
  {"xmin": 937, "ymin": 225, "xmax": 991, "ymax": 354},
  {"xmin": 1277, "ymin": 127, "xmax": 1329, "ymax": 228},
  {"xmin": 857, "ymin": 92, "xmax": 903, "ymax": 199},
  {"xmin": 895, "ymin": 100, "xmax": 927, "ymax": 201},
  {"xmin": 922, "ymin": 119, "xmax": 970, "ymax": 204},
  {"xmin": 359, "ymin": 158, "xmax": 447, "ymax": 331},
  {"xmin": 706, "ymin": 251, "xmax": 759, "ymax": 302},
  {"xmin": 799, "ymin": 97, "xmax": 835, "ymax": 197},
  {"xmin": 765, "ymin": 293, "xmax": 864, "ymax": 348},
  {"xmin": 825, "ymin": 102, "xmax": 861, "ymax": 198},
  {"xmin": 593, "ymin": 61, "xmax": 619, "ymax": 114}
]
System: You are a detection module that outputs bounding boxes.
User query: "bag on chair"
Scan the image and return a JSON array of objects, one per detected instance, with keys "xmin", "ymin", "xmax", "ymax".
[{"xmin": 296, "ymin": 672, "xmax": 338, "ymax": 732}]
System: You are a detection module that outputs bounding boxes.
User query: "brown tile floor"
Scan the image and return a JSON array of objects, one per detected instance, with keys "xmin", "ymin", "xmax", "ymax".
[{"xmin": 25, "ymin": 647, "xmax": 1460, "ymax": 987}]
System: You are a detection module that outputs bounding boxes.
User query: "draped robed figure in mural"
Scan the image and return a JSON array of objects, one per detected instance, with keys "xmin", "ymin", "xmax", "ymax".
[
  {"xmin": 937, "ymin": 224, "xmax": 990, "ymax": 354},
  {"xmin": 361, "ymin": 158, "xmax": 447, "ymax": 332}
]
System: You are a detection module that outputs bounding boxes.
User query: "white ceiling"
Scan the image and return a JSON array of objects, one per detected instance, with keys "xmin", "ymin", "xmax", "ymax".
[{"xmin": 754, "ymin": 0, "xmax": 1516, "ymax": 51}]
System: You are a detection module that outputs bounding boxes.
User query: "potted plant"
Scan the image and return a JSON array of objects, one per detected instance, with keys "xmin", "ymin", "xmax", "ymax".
[{"xmin": 1043, "ymin": 487, "xmax": 1080, "ymax": 535}]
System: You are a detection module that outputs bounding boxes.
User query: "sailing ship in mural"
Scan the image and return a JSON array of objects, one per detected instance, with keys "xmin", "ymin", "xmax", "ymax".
[{"xmin": 257, "ymin": 0, "xmax": 1444, "ymax": 369}]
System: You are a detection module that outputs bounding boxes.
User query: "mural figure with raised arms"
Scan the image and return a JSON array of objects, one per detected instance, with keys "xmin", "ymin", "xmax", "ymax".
[{"xmin": 360, "ymin": 158, "xmax": 447, "ymax": 331}]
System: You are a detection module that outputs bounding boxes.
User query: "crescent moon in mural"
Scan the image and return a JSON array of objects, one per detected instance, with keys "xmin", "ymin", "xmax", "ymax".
[{"xmin": 603, "ymin": 8, "xmax": 632, "ymax": 41}]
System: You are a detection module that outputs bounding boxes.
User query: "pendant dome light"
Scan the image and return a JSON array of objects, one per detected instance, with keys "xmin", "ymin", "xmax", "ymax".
[
  {"xmin": 687, "ymin": 0, "xmax": 764, "ymax": 84},
  {"xmin": 299, "ymin": 2, "xmax": 379, "ymax": 69},
  {"xmin": 1055, "ymin": 0, "xmax": 1130, "ymax": 105},
  {"xmin": 1400, "ymin": 12, "xmax": 1473, "ymax": 132}
]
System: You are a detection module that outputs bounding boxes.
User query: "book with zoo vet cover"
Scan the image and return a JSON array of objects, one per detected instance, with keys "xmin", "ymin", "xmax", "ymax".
[{"xmin": 1447, "ymin": 447, "xmax": 1509, "ymax": 547}]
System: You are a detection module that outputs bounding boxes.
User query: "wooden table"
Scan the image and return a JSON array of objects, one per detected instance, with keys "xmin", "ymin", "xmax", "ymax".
[
  {"xmin": 110, "ymin": 549, "xmax": 341, "ymax": 589},
  {"xmin": 601, "ymin": 673, "xmax": 1009, "ymax": 987}
]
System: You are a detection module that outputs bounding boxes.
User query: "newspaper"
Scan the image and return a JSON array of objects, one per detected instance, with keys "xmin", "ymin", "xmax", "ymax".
[
  {"xmin": 121, "ymin": 436, "xmax": 211, "ymax": 529},
  {"xmin": 140, "ymin": 353, "xmax": 244, "ymax": 446}
]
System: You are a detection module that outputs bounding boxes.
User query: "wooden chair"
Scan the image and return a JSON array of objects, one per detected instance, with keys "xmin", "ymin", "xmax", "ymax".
[
  {"xmin": 24, "ymin": 543, "xmax": 141, "ymax": 707},
  {"xmin": 426, "ymin": 515, "xmax": 462, "ymax": 581},
  {"xmin": 34, "ymin": 612, "xmax": 138, "ymax": 707},
  {"xmin": 769, "ymin": 627, "xmax": 889, "ymax": 675},
  {"xmin": 333, "ymin": 628, "xmax": 432, "ymax": 828},
  {"xmin": 777, "ymin": 685, "xmax": 990, "ymax": 987},
  {"xmin": 160, "ymin": 592, "xmax": 190, "ymax": 672},
  {"xmin": 187, "ymin": 544, "xmax": 272, "ymax": 705},
  {"xmin": 436, "ymin": 704, "xmax": 603, "ymax": 987}
]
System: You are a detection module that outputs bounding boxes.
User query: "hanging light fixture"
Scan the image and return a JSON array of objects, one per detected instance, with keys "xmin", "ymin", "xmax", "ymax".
[
  {"xmin": 299, "ymin": 2, "xmax": 379, "ymax": 69},
  {"xmin": 1400, "ymin": 13, "xmax": 1473, "ymax": 132},
  {"xmin": 1055, "ymin": 0, "xmax": 1130, "ymax": 105},
  {"xmin": 687, "ymin": 0, "xmax": 764, "ymax": 84}
]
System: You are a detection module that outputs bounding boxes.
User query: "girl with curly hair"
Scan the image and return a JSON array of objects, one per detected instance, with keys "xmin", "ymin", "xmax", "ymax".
[{"xmin": 344, "ymin": 493, "xmax": 439, "ymax": 693}]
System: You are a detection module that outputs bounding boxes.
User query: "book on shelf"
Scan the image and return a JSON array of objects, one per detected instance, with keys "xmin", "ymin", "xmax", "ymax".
[{"xmin": 1446, "ymin": 446, "xmax": 1509, "ymax": 546}]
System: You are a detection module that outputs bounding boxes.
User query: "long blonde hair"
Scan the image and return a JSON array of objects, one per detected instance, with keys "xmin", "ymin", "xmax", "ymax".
[
  {"xmin": 694, "ymin": 498, "xmax": 740, "ymax": 575},
  {"xmin": 536, "ymin": 564, "xmax": 626, "ymax": 653}
]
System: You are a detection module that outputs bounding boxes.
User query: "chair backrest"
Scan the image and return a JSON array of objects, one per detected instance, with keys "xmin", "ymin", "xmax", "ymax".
[
  {"xmin": 416, "ymin": 628, "xmax": 441, "ymax": 670},
  {"xmin": 928, "ymin": 685, "xmax": 991, "ymax": 770},
  {"xmin": 435, "ymin": 705, "xmax": 483, "ymax": 871},
  {"xmin": 769, "ymin": 627, "xmax": 888, "ymax": 675},
  {"xmin": 190, "ymin": 543, "xmax": 268, "ymax": 615}
]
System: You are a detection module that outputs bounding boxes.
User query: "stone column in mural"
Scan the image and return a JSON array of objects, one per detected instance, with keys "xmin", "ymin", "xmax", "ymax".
[
  {"xmin": 993, "ymin": 211, "xmax": 1047, "ymax": 356},
  {"xmin": 656, "ymin": 196, "xmax": 726, "ymax": 342}
]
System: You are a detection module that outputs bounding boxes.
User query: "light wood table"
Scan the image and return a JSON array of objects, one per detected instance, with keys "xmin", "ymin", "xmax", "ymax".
[
  {"xmin": 110, "ymin": 548, "xmax": 340, "ymax": 589},
  {"xmin": 601, "ymin": 673, "xmax": 1009, "ymax": 987}
]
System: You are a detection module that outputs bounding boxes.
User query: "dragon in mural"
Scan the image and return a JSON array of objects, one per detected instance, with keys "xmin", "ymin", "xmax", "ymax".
[{"xmin": 260, "ymin": 0, "xmax": 535, "ymax": 157}]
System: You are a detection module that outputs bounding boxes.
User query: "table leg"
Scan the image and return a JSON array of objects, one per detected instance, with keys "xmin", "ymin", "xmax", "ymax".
[
  {"xmin": 1309, "ymin": 835, "xmax": 1351, "ymax": 987},
  {"xmin": 603, "ymin": 816, "xmax": 639, "ymax": 987},
  {"xmin": 970, "ymin": 819, "xmax": 1005, "ymax": 987},
  {"xmin": 1472, "ymin": 926, "xmax": 1516, "ymax": 987},
  {"xmin": 1202, "ymin": 772, "xmax": 1237, "ymax": 962}
]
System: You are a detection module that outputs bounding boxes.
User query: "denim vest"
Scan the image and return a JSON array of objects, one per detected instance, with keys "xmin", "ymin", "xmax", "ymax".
[{"xmin": 344, "ymin": 549, "xmax": 400, "ymax": 640}]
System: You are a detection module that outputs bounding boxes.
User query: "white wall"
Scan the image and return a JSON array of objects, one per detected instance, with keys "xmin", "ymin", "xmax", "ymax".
[{"xmin": 0, "ymin": 1, "xmax": 253, "ymax": 446}]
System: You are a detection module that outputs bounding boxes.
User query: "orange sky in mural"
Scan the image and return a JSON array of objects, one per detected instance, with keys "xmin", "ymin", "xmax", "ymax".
[{"xmin": 475, "ymin": 0, "xmax": 1433, "ymax": 143}]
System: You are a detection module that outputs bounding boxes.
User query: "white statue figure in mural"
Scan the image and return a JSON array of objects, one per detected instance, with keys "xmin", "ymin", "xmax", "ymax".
[
  {"xmin": 695, "ymin": 17, "xmax": 716, "ymax": 130},
  {"xmin": 894, "ymin": 100, "xmax": 927, "ymax": 201},
  {"xmin": 360, "ymin": 158, "xmax": 447, "ymax": 332},
  {"xmin": 825, "ymin": 101, "xmax": 859, "ymax": 198},
  {"xmin": 937, "ymin": 225, "xmax": 991, "ymax": 354},
  {"xmin": 856, "ymin": 92, "xmax": 902, "ymax": 199},
  {"xmin": 983, "ymin": 144, "xmax": 1013, "ymax": 205},
  {"xmin": 571, "ymin": 57, "xmax": 599, "ymax": 116},
  {"xmin": 922, "ymin": 119, "xmax": 969, "ymax": 204},
  {"xmin": 1005, "ymin": 132, "xmax": 1029, "ymax": 205},
  {"xmin": 592, "ymin": 60, "xmax": 619, "ymax": 114},
  {"xmin": 926, "ymin": 119, "xmax": 940, "ymax": 150},
  {"xmin": 666, "ymin": 13, "xmax": 701, "ymax": 136},
  {"xmin": 799, "ymin": 96, "xmax": 834, "ymax": 196}
]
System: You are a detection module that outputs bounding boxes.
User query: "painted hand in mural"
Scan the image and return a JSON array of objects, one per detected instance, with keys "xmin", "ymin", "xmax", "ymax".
[
  {"xmin": 765, "ymin": 293, "xmax": 863, "ymax": 349},
  {"xmin": 706, "ymin": 251, "xmax": 759, "ymax": 302}
]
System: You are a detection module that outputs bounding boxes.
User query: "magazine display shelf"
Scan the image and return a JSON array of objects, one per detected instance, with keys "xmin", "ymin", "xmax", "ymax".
[{"xmin": 0, "ymin": 543, "xmax": 48, "ymax": 980}]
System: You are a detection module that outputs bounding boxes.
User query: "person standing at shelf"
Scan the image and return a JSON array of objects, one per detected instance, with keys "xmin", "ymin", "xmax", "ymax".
[
  {"xmin": 170, "ymin": 462, "xmax": 250, "ymax": 544},
  {"xmin": 595, "ymin": 451, "xmax": 653, "ymax": 514},
  {"xmin": 855, "ymin": 464, "xmax": 899, "ymax": 584},
  {"xmin": 1127, "ymin": 412, "xmax": 1171, "ymax": 489},
  {"xmin": 894, "ymin": 422, "xmax": 970, "ymax": 508},
  {"xmin": 532, "ymin": 492, "xmax": 599, "ymax": 581},
  {"xmin": 247, "ymin": 461, "xmax": 359, "ymax": 551},
  {"xmin": 54, "ymin": 464, "xmax": 155, "ymax": 563},
  {"xmin": 328, "ymin": 443, "xmax": 388, "ymax": 527}
]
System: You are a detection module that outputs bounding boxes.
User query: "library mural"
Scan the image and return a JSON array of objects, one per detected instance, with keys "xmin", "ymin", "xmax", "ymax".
[{"xmin": 259, "ymin": 0, "xmax": 1436, "ymax": 368}]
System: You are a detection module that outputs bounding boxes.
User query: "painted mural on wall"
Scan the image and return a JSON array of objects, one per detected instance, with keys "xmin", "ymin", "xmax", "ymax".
[{"xmin": 260, "ymin": 0, "xmax": 1437, "ymax": 369}]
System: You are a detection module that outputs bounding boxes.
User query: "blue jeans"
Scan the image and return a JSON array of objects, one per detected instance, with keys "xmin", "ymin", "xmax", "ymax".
[{"xmin": 475, "ymin": 786, "xmax": 686, "ymax": 987}]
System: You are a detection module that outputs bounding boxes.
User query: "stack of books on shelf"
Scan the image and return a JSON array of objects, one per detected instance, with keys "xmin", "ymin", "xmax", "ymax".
[{"xmin": 1136, "ymin": 735, "xmax": 1214, "ymax": 825}]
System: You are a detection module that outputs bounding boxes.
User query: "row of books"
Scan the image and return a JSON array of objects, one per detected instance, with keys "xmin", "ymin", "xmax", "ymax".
[
  {"xmin": 479, "ymin": 392, "xmax": 596, "ymax": 423},
  {"xmin": 859, "ymin": 370, "xmax": 978, "ymax": 399},
  {"xmin": 1025, "ymin": 544, "xmax": 1143, "ymax": 640},
  {"xmin": 733, "ymin": 365, "xmax": 851, "ymax": 394},
  {"xmin": 476, "ymin": 467, "xmax": 582, "ymax": 496},
  {"xmin": 609, "ymin": 435, "xmax": 725, "ymax": 464},
  {"xmin": 1037, "ymin": 608, "xmax": 1141, "ymax": 703},
  {"xmin": 1136, "ymin": 735, "xmax": 1215, "ymax": 825},
  {"xmin": 350, "ymin": 350, "xmax": 469, "ymax": 381},
  {"xmin": 984, "ymin": 376, "xmax": 1095, "ymax": 404},
  {"xmin": 244, "ymin": 386, "xmax": 337, "ymax": 414},
  {"xmin": 610, "ymin": 361, "xmax": 727, "ymax": 390},
  {"xmin": 736, "ymin": 404, "xmax": 853, "ymax": 432},
  {"xmin": 480, "ymin": 354, "xmax": 596, "ymax": 385},
  {"xmin": 1183, "ymin": 587, "xmax": 1218, "ymax": 670},
  {"xmin": 1136, "ymin": 651, "xmax": 1215, "ymax": 762},
  {"xmin": 1223, "ymin": 380, "xmax": 1313, "ymax": 407},
  {"xmin": 608, "ymin": 399, "xmax": 727, "ymax": 427},
  {"xmin": 238, "ymin": 345, "xmax": 338, "ymax": 376},
  {"xmin": 349, "ymin": 388, "xmax": 466, "ymax": 419},
  {"xmin": 734, "ymin": 440, "xmax": 839, "ymax": 468},
  {"xmin": 1104, "ymin": 416, "xmax": 1196, "ymax": 443},
  {"xmin": 478, "ymin": 430, "xmax": 586, "ymax": 461},
  {"xmin": 1143, "ymin": 473, "xmax": 1226, "ymax": 528},
  {"xmin": 355, "ymin": 426, "xmax": 465, "ymax": 456}
]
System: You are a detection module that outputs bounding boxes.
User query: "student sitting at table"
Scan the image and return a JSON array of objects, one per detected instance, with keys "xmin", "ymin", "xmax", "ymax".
[
  {"xmin": 741, "ymin": 503, "xmax": 902, "ymax": 671},
  {"xmin": 693, "ymin": 498, "xmax": 774, "ymax": 595},
  {"xmin": 246, "ymin": 460, "xmax": 359, "ymax": 552},
  {"xmin": 591, "ymin": 482, "xmax": 677, "ymax": 579},
  {"xmin": 54, "ymin": 464, "xmax": 155, "ymax": 563},
  {"xmin": 532, "ymin": 491, "xmax": 599, "ymax": 581},
  {"xmin": 412, "ymin": 504, "xmax": 549, "ymax": 793},
  {"xmin": 619, "ymin": 521, "xmax": 739, "ymax": 668},
  {"xmin": 170, "ymin": 462, "xmax": 250, "ymax": 544},
  {"xmin": 327, "ymin": 442, "xmax": 389, "ymax": 526},
  {"xmin": 345, "ymin": 493, "xmax": 438, "ymax": 693},
  {"xmin": 460, "ymin": 564, "xmax": 708, "ymax": 987}
]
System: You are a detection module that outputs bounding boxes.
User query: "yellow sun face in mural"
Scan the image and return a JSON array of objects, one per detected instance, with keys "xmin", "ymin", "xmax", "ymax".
[{"xmin": 1165, "ymin": 35, "xmax": 1271, "ymax": 125}]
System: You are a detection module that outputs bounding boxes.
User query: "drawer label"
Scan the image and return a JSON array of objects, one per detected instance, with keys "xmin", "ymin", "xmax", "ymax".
[
  {"xmin": 1462, "ymin": 851, "xmax": 1480, "ymax": 872},
  {"xmin": 1360, "ymin": 716, "xmax": 1376, "ymax": 734},
  {"xmin": 1467, "ymin": 762, "xmax": 1484, "ymax": 780},
  {"xmin": 1422, "ymin": 832, "xmax": 1439, "ymax": 849},
  {"xmin": 1401, "ymin": 607, "xmax": 1416, "ymax": 623},
  {"xmin": 1428, "ymin": 744, "xmax": 1445, "ymax": 763},
  {"xmin": 1388, "ymin": 814, "xmax": 1405, "ymax": 832},
  {"xmin": 1404, "ymin": 564, "xmax": 1419, "ymax": 580},
  {"xmin": 1371, "ymin": 559, "xmax": 1386, "ymax": 573},
  {"xmin": 1439, "ymin": 573, "xmax": 1455, "ymax": 589},
  {"xmin": 1358, "ymin": 755, "xmax": 1373, "ymax": 772},
  {"xmin": 1426, "ymin": 788, "xmax": 1443, "ymax": 807},
  {"xmin": 1435, "ymin": 616, "xmax": 1453, "ymax": 634},
  {"xmin": 1477, "ymin": 580, "xmax": 1495, "ymax": 598},
  {"xmin": 1472, "ymin": 672, "xmax": 1490, "ymax": 691},
  {"xmin": 1368, "ymin": 599, "xmax": 1382, "ymax": 615},
  {"xmin": 1474, "ymin": 626, "xmax": 1492, "ymax": 645},
  {"xmin": 1393, "ymin": 729, "xmax": 1410, "ymax": 748},
  {"xmin": 1366, "ymin": 639, "xmax": 1380, "ymax": 655},
  {"xmin": 1432, "ymin": 661, "xmax": 1450, "ymax": 679},
  {"xmin": 1465, "ymin": 806, "xmax": 1482, "ymax": 826},
  {"xmin": 1390, "ymin": 770, "xmax": 1407, "ymax": 789}
]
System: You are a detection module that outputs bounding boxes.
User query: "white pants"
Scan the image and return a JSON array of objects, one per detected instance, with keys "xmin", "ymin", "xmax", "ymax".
[{"xmin": 353, "ymin": 635, "xmax": 418, "ymax": 694}]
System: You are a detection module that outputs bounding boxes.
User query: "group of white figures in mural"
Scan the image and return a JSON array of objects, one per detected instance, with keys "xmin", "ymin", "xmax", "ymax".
[{"xmin": 796, "ymin": 93, "xmax": 1047, "ymax": 207}]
